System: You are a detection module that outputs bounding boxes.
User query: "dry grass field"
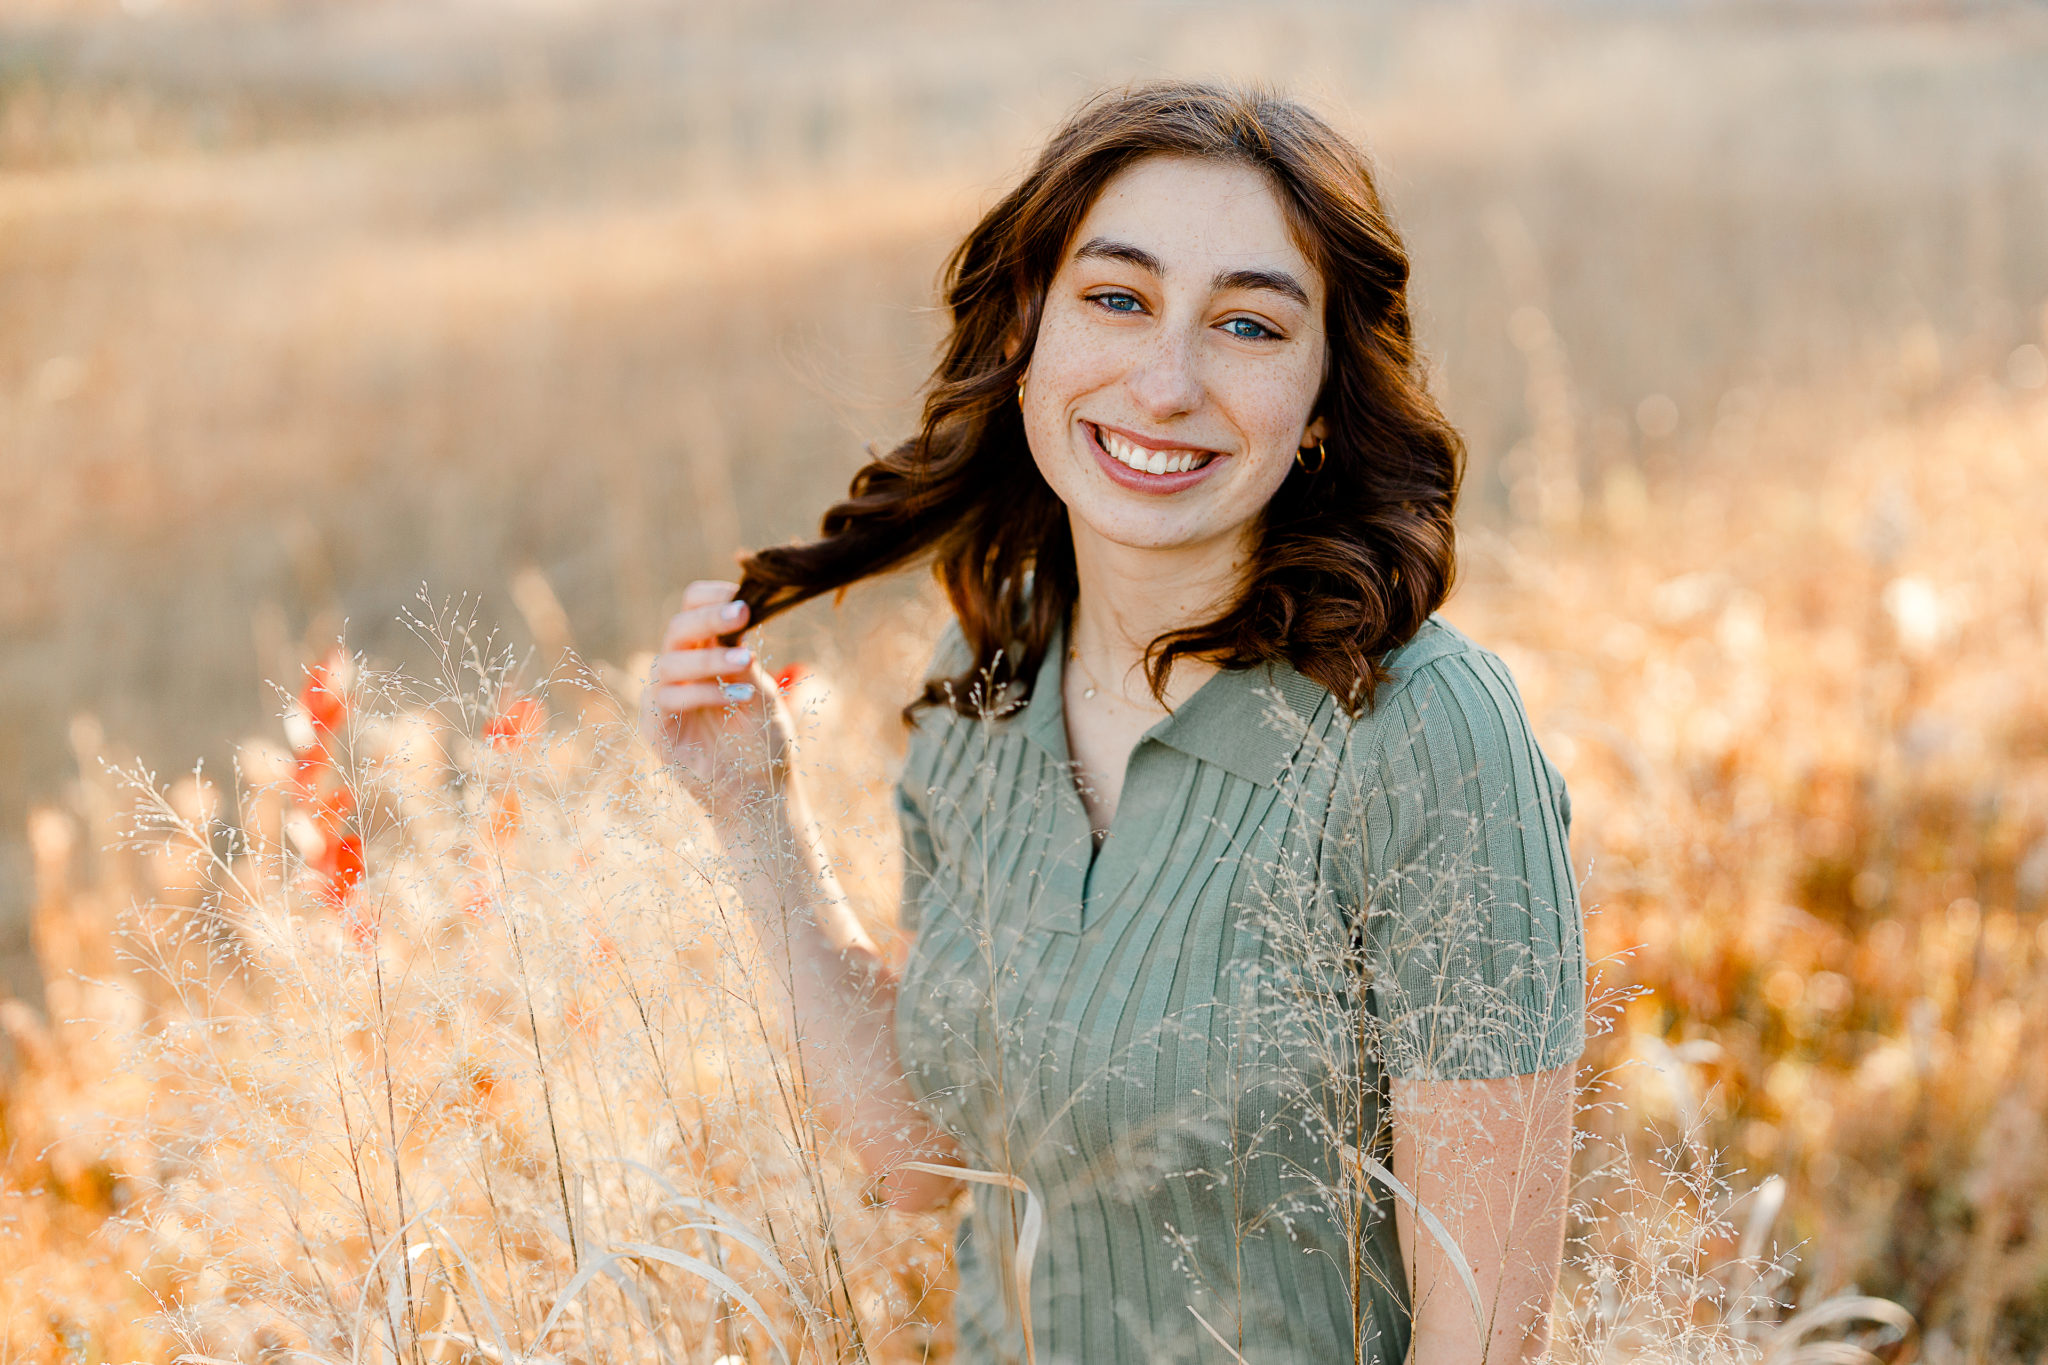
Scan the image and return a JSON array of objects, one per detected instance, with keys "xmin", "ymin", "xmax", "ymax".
[{"xmin": 3, "ymin": 2, "xmax": 2048, "ymax": 1360}]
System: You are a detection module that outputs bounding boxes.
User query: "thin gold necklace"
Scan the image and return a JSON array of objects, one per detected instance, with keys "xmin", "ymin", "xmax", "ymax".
[
  {"xmin": 1069, "ymin": 640, "xmax": 1158, "ymax": 709},
  {"xmin": 1067, "ymin": 643, "xmax": 1110, "ymax": 702},
  {"xmin": 1064, "ymin": 647, "xmax": 1106, "ymax": 844},
  {"xmin": 1067, "ymin": 646, "xmax": 1093, "ymax": 701}
]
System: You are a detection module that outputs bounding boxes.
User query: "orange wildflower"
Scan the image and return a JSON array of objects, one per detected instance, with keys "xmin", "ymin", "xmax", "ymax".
[
  {"xmin": 487, "ymin": 785, "xmax": 522, "ymax": 844},
  {"xmin": 311, "ymin": 832, "xmax": 365, "ymax": 908},
  {"xmin": 485, "ymin": 695, "xmax": 545, "ymax": 751},
  {"xmin": 296, "ymin": 653, "xmax": 349, "ymax": 758},
  {"xmin": 464, "ymin": 1061, "xmax": 499, "ymax": 1103}
]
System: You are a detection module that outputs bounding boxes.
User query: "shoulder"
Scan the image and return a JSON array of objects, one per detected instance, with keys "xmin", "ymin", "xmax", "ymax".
[
  {"xmin": 1344, "ymin": 614, "xmax": 1566, "ymax": 824},
  {"xmin": 1366, "ymin": 615, "xmax": 1536, "ymax": 736},
  {"xmin": 1375, "ymin": 615, "xmax": 1501, "ymax": 702}
]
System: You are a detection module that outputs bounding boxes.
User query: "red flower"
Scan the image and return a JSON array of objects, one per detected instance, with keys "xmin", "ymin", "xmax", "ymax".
[
  {"xmin": 297, "ymin": 653, "xmax": 349, "ymax": 752},
  {"xmin": 312, "ymin": 832, "xmax": 365, "ymax": 907},
  {"xmin": 316, "ymin": 782, "xmax": 355, "ymax": 826},
  {"xmin": 774, "ymin": 664, "xmax": 807, "ymax": 695},
  {"xmin": 486, "ymin": 786, "xmax": 522, "ymax": 844},
  {"xmin": 485, "ymin": 696, "xmax": 545, "ymax": 751}
]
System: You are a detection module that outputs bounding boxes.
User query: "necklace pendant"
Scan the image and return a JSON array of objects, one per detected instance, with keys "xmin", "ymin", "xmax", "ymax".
[{"xmin": 1084, "ymin": 686, "xmax": 1097, "ymax": 699}]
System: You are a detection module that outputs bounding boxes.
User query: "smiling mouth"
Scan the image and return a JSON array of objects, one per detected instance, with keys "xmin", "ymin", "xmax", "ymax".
[{"xmin": 1088, "ymin": 423, "xmax": 1222, "ymax": 475}]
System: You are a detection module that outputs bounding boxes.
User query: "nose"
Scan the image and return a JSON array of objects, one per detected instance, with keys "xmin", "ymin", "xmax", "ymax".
[{"xmin": 1124, "ymin": 326, "xmax": 1204, "ymax": 420}]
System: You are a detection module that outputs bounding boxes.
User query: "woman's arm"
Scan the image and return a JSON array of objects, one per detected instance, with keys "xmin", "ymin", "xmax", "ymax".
[
  {"xmin": 643, "ymin": 580, "xmax": 960, "ymax": 1211},
  {"xmin": 1391, "ymin": 1067, "xmax": 1575, "ymax": 1364}
]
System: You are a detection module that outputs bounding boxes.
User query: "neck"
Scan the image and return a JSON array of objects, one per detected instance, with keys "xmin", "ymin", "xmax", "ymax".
[{"xmin": 1066, "ymin": 516, "xmax": 1248, "ymax": 708}]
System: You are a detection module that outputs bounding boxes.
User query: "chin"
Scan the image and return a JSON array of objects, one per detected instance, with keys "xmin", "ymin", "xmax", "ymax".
[{"xmin": 1074, "ymin": 508, "xmax": 1234, "ymax": 555}]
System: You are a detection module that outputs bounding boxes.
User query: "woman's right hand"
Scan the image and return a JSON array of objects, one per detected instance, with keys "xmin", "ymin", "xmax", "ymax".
[{"xmin": 640, "ymin": 580, "xmax": 792, "ymax": 816}]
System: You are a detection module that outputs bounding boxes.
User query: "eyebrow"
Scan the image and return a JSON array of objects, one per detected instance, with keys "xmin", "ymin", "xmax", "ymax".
[
  {"xmin": 1214, "ymin": 266, "xmax": 1311, "ymax": 308},
  {"xmin": 1073, "ymin": 236, "xmax": 1311, "ymax": 309}
]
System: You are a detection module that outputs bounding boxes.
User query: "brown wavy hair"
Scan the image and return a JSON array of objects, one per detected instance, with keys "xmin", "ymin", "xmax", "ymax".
[{"xmin": 730, "ymin": 81, "xmax": 1462, "ymax": 718}]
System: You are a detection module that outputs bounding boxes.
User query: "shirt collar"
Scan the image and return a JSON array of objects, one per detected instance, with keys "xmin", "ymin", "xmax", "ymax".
[{"xmin": 1016, "ymin": 616, "xmax": 1332, "ymax": 788}]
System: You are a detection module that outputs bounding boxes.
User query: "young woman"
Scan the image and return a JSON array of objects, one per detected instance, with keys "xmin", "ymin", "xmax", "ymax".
[{"xmin": 644, "ymin": 83, "xmax": 1584, "ymax": 1365}]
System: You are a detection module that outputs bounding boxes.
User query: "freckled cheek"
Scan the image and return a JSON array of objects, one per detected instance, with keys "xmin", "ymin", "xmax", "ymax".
[
  {"xmin": 1029, "ymin": 320, "xmax": 1131, "ymax": 409},
  {"xmin": 1211, "ymin": 363, "xmax": 1322, "ymax": 457}
]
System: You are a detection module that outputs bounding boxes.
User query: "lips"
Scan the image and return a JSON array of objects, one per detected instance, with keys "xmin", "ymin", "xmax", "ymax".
[{"xmin": 1084, "ymin": 422, "xmax": 1228, "ymax": 493}]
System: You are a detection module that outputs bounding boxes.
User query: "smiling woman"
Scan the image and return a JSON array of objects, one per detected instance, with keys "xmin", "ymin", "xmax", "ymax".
[
  {"xmin": 642, "ymin": 83, "xmax": 1583, "ymax": 1364},
  {"xmin": 1026, "ymin": 158, "xmax": 1328, "ymax": 542},
  {"xmin": 727, "ymin": 85, "xmax": 1462, "ymax": 720}
]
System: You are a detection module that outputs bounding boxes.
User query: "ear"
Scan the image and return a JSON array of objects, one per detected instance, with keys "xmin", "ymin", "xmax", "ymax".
[{"xmin": 1302, "ymin": 414, "xmax": 1328, "ymax": 448}]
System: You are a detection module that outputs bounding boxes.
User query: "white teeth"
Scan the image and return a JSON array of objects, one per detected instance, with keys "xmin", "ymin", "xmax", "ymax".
[{"xmin": 1098, "ymin": 425, "xmax": 1209, "ymax": 476}]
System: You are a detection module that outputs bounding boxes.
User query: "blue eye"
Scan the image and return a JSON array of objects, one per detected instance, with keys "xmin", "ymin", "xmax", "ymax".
[
  {"xmin": 1223, "ymin": 317, "xmax": 1278, "ymax": 341},
  {"xmin": 1091, "ymin": 291, "xmax": 1144, "ymax": 314}
]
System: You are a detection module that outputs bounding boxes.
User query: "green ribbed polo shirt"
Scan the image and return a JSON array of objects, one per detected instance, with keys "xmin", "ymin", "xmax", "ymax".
[{"xmin": 893, "ymin": 613, "xmax": 1584, "ymax": 1364}]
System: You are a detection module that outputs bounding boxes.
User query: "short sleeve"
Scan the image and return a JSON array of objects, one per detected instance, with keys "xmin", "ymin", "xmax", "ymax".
[{"xmin": 1350, "ymin": 649, "xmax": 1586, "ymax": 1080}]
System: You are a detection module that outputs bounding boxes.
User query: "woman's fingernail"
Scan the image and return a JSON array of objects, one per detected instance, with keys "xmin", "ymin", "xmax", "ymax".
[
  {"xmin": 722, "ymin": 601, "xmax": 747, "ymax": 621},
  {"xmin": 720, "ymin": 682, "xmax": 756, "ymax": 703},
  {"xmin": 725, "ymin": 647, "xmax": 752, "ymax": 667}
]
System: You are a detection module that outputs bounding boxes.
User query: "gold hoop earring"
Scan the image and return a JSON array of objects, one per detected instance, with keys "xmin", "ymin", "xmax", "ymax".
[
  {"xmin": 1295, "ymin": 440, "xmax": 1326, "ymax": 474},
  {"xmin": 1016, "ymin": 377, "xmax": 1027, "ymax": 405}
]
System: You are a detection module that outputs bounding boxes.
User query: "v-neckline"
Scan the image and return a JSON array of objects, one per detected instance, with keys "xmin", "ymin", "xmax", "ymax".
[
  {"xmin": 1001, "ymin": 615, "xmax": 1338, "ymax": 934},
  {"xmin": 1038, "ymin": 622, "xmax": 1230, "ymax": 899}
]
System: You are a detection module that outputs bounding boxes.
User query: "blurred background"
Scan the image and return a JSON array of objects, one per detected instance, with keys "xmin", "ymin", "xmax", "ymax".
[{"xmin": 3, "ymin": 0, "xmax": 2048, "ymax": 1358}]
